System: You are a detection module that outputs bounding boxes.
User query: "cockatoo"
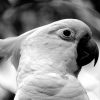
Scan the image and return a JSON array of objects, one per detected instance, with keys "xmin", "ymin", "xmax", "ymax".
[{"xmin": 0, "ymin": 19, "xmax": 99, "ymax": 100}]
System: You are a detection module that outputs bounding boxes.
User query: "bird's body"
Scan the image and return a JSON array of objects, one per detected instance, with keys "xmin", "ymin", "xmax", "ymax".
[
  {"xmin": 0, "ymin": 19, "xmax": 98, "ymax": 100},
  {"xmin": 15, "ymin": 73, "xmax": 89, "ymax": 100}
]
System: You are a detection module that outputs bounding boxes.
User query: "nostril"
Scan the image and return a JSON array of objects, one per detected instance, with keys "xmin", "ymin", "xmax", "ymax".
[
  {"xmin": 0, "ymin": 56, "xmax": 4, "ymax": 62},
  {"xmin": 80, "ymin": 34, "xmax": 91, "ymax": 44}
]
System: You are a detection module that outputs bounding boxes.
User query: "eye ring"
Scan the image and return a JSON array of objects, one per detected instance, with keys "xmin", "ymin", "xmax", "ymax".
[{"xmin": 57, "ymin": 28, "xmax": 75, "ymax": 40}]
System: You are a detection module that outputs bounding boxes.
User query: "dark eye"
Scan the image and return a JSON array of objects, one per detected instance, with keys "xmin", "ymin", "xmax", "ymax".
[
  {"xmin": 63, "ymin": 30, "xmax": 72, "ymax": 37},
  {"xmin": 57, "ymin": 28, "xmax": 75, "ymax": 40}
]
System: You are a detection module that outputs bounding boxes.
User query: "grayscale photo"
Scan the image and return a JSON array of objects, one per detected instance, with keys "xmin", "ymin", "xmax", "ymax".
[{"xmin": 0, "ymin": 0, "xmax": 100, "ymax": 100}]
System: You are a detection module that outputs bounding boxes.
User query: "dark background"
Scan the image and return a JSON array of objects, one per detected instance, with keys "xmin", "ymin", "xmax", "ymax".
[{"xmin": 0, "ymin": 0, "xmax": 100, "ymax": 39}]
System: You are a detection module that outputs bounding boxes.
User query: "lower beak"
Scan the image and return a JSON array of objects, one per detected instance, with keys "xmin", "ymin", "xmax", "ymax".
[{"xmin": 77, "ymin": 39, "xmax": 99, "ymax": 67}]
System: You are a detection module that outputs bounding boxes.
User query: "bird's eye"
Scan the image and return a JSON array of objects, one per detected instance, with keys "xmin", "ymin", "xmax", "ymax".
[
  {"xmin": 63, "ymin": 30, "xmax": 72, "ymax": 37},
  {"xmin": 57, "ymin": 28, "xmax": 75, "ymax": 40}
]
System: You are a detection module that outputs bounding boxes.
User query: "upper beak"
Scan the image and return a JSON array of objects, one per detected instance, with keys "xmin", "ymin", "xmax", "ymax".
[{"xmin": 77, "ymin": 38, "xmax": 99, "ymax": 67}]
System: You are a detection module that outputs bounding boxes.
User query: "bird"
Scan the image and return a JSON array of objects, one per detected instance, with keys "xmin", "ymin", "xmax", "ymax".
[{"xmin": 0, "ymin": 19, "xmax": 99, "ymax": 100}]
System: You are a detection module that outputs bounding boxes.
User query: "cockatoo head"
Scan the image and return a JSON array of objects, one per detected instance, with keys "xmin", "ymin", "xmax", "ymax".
[{"xmin": 14, "ymin": 19, "xmax": 98, "ymax": 77}]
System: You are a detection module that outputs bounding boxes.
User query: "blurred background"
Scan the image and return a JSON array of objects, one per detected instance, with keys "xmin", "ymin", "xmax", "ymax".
[{"xmin": 0, "ymin": 0, "xmax": 100, "ymax": 100}]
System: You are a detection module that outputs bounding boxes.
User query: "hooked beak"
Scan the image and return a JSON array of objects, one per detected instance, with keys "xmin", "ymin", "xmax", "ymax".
[{"xmin": 77, "ymin": 38, "xmax": 99, "ymax": 67}]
